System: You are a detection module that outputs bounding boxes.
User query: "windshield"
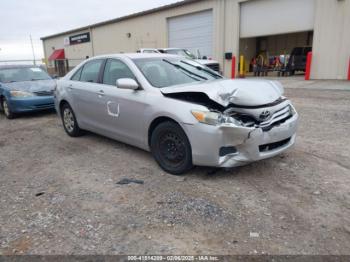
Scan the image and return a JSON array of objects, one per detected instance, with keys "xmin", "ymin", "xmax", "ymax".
[
  {"xmin": 133, "ymin": 58, "xmax": 222, "ymax": 88},
  {"xmin": 0, "ymin": 67, "xmax": 51, "ymax": 83},
  {"xmin": 165, "ymin": 49, "xmax": 197, "ymax": 59}
]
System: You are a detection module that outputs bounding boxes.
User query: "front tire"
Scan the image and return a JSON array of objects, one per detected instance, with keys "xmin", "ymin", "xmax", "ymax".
[
  {"xmin": 61, "ymin": 103, "xmax": 83, "ymax": 137},
  {"xmin": 2, "ymin": 98, "xmax": 15, "ymax": 119},
  {"xmin": 151, "ymin": 121, "xmax": 193, "ymax": 175}
]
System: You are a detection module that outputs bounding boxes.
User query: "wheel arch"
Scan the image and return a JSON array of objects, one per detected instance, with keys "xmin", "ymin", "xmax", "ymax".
[
  {"xmin": 148, "ymin": 116, "xmax": 180, "ymax": 147},
  {"xmin": 59, "ymin": 99, "xmax": 70, "ymax": 113}
]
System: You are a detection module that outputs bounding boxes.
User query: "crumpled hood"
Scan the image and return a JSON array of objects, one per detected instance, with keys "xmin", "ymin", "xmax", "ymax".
[
  {"xmin": 160, "ymin": 79, "xmax": 284, "ymax": 107},
  {"xmin": 3, "ymin": 79, "xmax": 56, "ymax": 93},
  {"xmin": 195, "ymin": 59, "xmax": 219, "ymax": 65}
]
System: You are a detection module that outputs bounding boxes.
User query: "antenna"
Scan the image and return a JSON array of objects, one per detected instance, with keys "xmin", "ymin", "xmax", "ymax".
[{"xmin": 30, "ymin": 34, "xmax": 36, "ymax": 65}]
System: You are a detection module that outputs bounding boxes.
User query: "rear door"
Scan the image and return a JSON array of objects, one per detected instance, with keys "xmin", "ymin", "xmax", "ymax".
[{"xmin": 70, "ymin": 59, "xmax": 106, "ymax": 131}]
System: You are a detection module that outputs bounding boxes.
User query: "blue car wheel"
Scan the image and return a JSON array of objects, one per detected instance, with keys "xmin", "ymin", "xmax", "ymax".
[{"xmin": 2, "ymin": 98, "xmax": 15, "ymax": 119}]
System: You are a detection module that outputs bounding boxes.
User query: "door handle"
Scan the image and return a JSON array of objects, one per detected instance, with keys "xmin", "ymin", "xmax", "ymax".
[{"xmin": 97, "ymin": 90, "xmax": 105, "ymax": 97}]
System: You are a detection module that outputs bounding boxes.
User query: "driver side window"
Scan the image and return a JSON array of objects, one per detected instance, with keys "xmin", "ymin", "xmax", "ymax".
[
  {"xmin": 80, "ymin": 60, "xmax": 103, "ymax": 83},
  {"xmin": 103, "ymin": 59, "xmax": 135, "ymax": 86}
]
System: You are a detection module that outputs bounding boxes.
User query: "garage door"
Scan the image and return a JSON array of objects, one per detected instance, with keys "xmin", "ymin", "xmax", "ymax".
[
  {"xmin": 240, "ymin": 0, "xmax": 315, "ymax": 38},
  {"xmin": 168, "ymin": 10, "xmax": 213, "ymax": 57}
]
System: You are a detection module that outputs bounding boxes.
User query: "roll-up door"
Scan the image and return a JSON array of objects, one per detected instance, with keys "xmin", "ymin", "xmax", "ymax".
[{"xmin": 168, "ymin": 10, "xmax": 213, "ymax": 57}]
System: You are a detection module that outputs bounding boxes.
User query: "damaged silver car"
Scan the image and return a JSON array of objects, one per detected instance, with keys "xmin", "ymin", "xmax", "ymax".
[{"xmin": 55, "ymin": 54, "xmax": 298, "ymax": 175}]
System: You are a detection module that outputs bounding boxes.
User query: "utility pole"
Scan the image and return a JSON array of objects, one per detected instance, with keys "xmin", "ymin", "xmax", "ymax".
[{"xmin": 30, "ymin": 35, "xmax": 36, "ymax": 65}]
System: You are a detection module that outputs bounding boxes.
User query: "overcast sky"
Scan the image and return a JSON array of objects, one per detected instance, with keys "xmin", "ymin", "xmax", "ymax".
[{"xmin": 0, "ymin": 0, "xmax": 179, "ymax": 60}]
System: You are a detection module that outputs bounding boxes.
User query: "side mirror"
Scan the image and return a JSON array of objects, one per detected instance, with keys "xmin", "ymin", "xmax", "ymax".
[
  {"xmin": 52, "ymin": 74, "xmax": 59, "ymax": 79},
  {"xmin": 116, "ymin": 78, "xmax": 139, "ymax": 90}
]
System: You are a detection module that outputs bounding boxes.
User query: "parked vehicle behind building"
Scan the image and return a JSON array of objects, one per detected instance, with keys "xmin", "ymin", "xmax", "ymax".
[
  {"xmin": 138, "ymin": 48, "xmax": 221, "ymax": 73},
  {"xmin": 0, "ymin": 65, "xmax": 56, "ymax": 119},
  {"xmin": 55, "ymin": 54, "xmax": 298, "ymax": 175},
  {"xmin": 137, "ymin": 48, "xmax": 161, "ymax": 54},
  {"xmin": 286, "ymin": 46, "xmax": 312, "ymax": 75}
]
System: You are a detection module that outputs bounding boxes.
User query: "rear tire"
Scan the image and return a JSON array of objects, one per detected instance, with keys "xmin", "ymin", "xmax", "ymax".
[
  {"xmin": 60, "ymin": 103, "xmax": 83, "ymax": 137},
  {"xmin": 151, "ymin": 121, "xmax": 193, "ymax": 175},
  {"xmin": 2, "ymin": 98, "xmax": 15, "ymax": 119}
]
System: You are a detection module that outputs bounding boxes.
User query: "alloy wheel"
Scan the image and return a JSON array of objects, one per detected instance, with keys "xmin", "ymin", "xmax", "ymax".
[{"xmin": 63, "ymin": 108, "xmax": 75, "ymax": 133}]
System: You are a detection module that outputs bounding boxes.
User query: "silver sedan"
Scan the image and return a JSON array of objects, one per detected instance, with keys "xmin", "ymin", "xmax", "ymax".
[{"xmin": 55, "ymin": 54, "xmax": 298, "ymax": 175}]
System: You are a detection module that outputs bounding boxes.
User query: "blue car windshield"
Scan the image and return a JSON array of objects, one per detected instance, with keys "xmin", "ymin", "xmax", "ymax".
[{"xmin": 0, "ymin": 67, "xmax": 51, "ymax": 83}]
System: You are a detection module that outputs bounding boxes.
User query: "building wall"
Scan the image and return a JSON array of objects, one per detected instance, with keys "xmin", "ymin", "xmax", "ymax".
[
  {"xmin": 43, "ymin": 1, "xmax": 223, "ymax": 69},
  {"xmin": 43, "ymin": 28, "xmax": 94, "ymax": 68},
  {"xmin": 42, "ymin": 0, "xmax": 350, "ymax": 80},
  {"xmin": 89, "ymin": 0, "xmax": 242, "ymax": 77},
  {"xmin": 41, "ymin": 0, "xmax": 243, "ymax": 77},
  {"xmin": 221, "ymin": 0, "xmax": 241, "ymax": 77},
  {"xmin": 312, "ymin": 0, "xmax": 350, "ymax": 80},
  {"xmin": 91, "ymin": 0, "xmax": 220, "ymax": 57}
]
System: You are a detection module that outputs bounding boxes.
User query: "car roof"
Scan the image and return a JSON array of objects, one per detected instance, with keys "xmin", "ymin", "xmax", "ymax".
[{"xmin": 0, "ymin": 64, "xmax": 40, "ymax": 70}]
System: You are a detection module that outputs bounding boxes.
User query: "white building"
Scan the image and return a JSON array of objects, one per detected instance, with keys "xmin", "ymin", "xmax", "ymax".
[{"xmin": 41, "ymin": 0, "xmax": 350, "ymax": 80}]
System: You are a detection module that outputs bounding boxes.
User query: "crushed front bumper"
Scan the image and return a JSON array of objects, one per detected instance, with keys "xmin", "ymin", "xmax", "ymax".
[{"xmin": 184, "ymin": 111, "xmax": 299, "ymax": 168}]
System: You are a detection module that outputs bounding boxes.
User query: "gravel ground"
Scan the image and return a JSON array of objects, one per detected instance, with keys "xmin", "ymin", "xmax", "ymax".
[{"xmin": 0, "ymin": 80, "xmax": 350, "ymax": 255}]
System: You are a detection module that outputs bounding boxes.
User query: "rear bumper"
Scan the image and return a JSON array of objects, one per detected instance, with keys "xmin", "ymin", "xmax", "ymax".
[
  {"xmin": 184, "ymin": 112, "xmax": 299, "ymax": 168},
  {"xmin": 8, "ymin": 96, "xmax": 55, "ymax": 113}
]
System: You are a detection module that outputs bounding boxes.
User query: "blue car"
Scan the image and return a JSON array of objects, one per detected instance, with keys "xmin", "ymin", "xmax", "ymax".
[{"xmin": 0, "ymin": 65, "xmax": 56, "ymax": 119}]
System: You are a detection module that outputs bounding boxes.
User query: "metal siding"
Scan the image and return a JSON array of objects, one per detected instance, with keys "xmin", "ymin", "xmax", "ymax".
[
  {"xmin": 168, "ymin": 10, "xmax": 213, "ymax": 57},
  {"xmin": 240, "ymin": 0, "xmax": 315, "ymax": 38}
]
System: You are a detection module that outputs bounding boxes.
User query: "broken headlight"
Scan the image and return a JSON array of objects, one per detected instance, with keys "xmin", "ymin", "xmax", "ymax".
[
  {"xmin": 223, "ymin": 108, "xmax": 256, "ymax": 127},
  {"xmin": 191, "ymin": 110, "xmax": 242, "ymax": 126}
]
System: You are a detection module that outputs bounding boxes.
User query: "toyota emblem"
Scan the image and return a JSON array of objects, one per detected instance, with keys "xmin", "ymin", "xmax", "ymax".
[{"xmin": 259, "ymin": 110, "xmax": 271, "ymax": 121}]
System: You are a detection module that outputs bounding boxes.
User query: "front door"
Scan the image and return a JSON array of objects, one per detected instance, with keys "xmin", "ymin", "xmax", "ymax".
[{"xmin": 99, "ymin": 59, "xmax": 149, "ymax": 147}]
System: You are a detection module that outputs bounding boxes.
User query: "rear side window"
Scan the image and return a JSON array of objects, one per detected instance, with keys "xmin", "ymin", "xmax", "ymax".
[
  {"xmin": 102, "ymin": 59, "xmax": 135, "ymax": 86},
  {"xmin": 71, "ymin": 67, "xmax": 82, "ymax": 81},
  {"xmin": 80, "ymin": 60, "xmax": 103, "ymax": 83}
]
